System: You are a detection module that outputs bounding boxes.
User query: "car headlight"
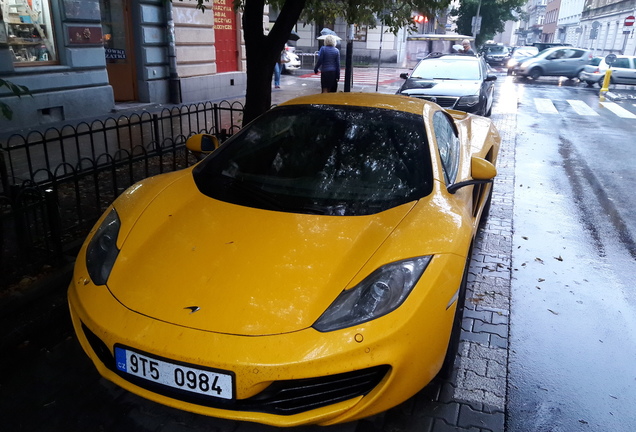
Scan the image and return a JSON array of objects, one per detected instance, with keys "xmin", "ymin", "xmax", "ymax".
[
  {"xmin": 507, "ymin": 59, "xmax": 518, "ymax": 68},
  {"xmin": 86, "ymin": 208, "xmax": 121, "ymax": 286},
  {"xmin": 457, "ymin": 95, "xmax": 480, "ymax": 108},
  {"xmin": 313, "ymin": 256, "xmax": 432, "ymax": 332}
]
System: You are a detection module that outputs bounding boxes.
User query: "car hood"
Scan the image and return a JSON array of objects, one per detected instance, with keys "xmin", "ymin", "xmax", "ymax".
[
  {"xmin": 106, "ymin": 173, "xmax": 443, "ymax": 336},
  {"xmin": 399, "ymin": 79, "xmax": 480, "ymax": 97}
]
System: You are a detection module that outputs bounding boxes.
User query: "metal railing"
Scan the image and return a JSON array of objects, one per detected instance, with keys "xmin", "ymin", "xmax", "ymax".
[{"xmin": 0, "ymin": 100, "xmax": 245, "ymax": 289}]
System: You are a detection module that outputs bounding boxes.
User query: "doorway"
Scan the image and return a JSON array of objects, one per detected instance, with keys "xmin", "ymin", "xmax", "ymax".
[
  {"xmin": 213, "ymin": 0, "xmax": 238, "ymax": 73},
  {"xmin": 101, "ymin": 0, "xmax": 137, "ymax": 101}
]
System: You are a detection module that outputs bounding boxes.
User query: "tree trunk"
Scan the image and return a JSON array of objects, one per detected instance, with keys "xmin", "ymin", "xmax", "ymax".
[{"xmin": 242, "ymin": 0, "xmax": 306, "ymax": 124}]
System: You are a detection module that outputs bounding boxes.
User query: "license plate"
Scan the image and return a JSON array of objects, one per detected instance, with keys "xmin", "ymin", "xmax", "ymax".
[{"xmin": 114, "ymin": 346, "xmax": 234, "ymax": 400}]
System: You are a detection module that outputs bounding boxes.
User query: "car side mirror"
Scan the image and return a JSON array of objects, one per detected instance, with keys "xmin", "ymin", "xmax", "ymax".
[
  {"xmin": 186, "ymin": 133, "xmax": 220, "ymax": 154},
  {"xmin": 400, "ymin": 72, "xmax": 409, "ymax": 79},
  {"xmin": 447, "ymin": 157, "xmax": 497, "ymax": 194},
  {"xmin": 486, "ymin": 74, "xmax": 498, "ymax": 82}
]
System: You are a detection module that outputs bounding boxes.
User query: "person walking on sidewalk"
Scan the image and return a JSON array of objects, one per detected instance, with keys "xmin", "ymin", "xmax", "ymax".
[
  {"xmin": 273, "ymin": 48, "xmax": 290, "ymax": 89},
  {"xmin": 314, "ymin": 35, "xmax": 340, "ymax": 93}
]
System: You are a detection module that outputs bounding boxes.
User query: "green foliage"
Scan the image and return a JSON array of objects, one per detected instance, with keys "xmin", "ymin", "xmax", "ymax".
[
  {"xmin": 0, "ymin": 79, "xmax": 31, "ymax": 121},
  {"xmin": 187, "ymin": 0, "xmax": 450, "ymax": 32},
  {"xmin": 450, "ymin": 0, "xmax": 525, "ymax": 45}
]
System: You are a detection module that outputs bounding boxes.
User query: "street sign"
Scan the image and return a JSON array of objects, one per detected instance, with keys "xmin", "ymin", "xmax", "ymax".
[
  {"xmin": 624, "ymin": 16, "xmax": 635, "ymax": 26},
  {"xmin": 590, "ymin": 28, "xmax": 598, "ymax": 39}
]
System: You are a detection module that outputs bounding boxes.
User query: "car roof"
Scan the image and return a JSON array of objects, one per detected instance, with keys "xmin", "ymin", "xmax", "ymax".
[
  {"xmin": 427, "ymin": 53, "xmax": 480, "ymax": 59},
  {"xmin": 279, "ymin": 93, "xmax": 432, "ymax": 116}
]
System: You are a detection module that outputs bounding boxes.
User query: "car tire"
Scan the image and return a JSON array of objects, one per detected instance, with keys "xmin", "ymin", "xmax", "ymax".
[
  {"xmin": 529, "ymin": 68, "xmax": 542, "ymax": 80},
  {"xmin": 438, "ymin": 250, "xmax": 472, "ymax": 379},
  {"xmin": 585, "ymin": 80, "xmax": 595, "ymax": 87}
]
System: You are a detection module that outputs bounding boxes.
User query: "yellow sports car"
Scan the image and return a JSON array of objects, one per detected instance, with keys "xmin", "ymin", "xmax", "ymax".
[{"xmin": 68, "ymin": 93, "xmax": 500, "ymax": 426}]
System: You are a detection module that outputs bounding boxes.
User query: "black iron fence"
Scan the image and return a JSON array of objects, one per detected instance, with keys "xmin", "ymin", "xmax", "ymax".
[{"xmin": 0, "ymin": 100, "xmax": 245, "ymax": 290}]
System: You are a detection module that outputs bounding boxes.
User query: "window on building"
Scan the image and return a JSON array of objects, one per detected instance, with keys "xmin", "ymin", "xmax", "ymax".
[
  {"xmin": 1, "ymin": 0, "xmax": 57, "ymax": 64},
  {"xmin": 354, "ymin": 25, "xmax": 367, "ymax": 42}
]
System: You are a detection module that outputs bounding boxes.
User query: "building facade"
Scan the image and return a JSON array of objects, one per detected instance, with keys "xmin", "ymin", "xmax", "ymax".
[
  {"xmin": 543, "ymin": 0, "xmax": 562, "ymax": 41},
  {"xmin": 578, "ymin": 0, "xmax": 635, "ymax": 55},
  {"xmin": 0, "ymin": 0, "xmax": 247, "ymax": 134}
]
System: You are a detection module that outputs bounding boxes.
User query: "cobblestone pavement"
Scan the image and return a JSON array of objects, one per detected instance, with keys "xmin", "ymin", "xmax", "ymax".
[{"xmin": 1, "ymin": 69, "xmax": 516, "ymax": 432}]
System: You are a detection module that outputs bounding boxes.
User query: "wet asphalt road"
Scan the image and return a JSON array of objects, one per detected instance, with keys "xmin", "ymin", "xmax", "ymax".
[{"xmin": 506, "ymin": 77, "xmax": 636, "ymax": 431}]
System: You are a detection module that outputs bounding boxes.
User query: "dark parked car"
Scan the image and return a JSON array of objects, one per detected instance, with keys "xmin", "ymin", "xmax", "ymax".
[
  {"xmin": 397, "ymin": 53, "xmax": 497, "ymax": 117},
  {"xmin": 532, "ymin": 42, "xmax": 571, "ymax": 52},
  {"xmin": 481, "ymin": 43, "xmax": 511, "ymax": 66}
]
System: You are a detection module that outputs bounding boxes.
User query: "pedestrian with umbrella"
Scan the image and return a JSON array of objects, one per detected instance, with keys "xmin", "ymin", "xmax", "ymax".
[{"xmin": 313, "ymin": 34, "xmax": 340, "ymax": 93}]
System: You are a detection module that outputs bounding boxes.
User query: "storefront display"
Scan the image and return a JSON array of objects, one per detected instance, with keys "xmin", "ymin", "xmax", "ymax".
[{"xmin": 1, "ymin": 0, "xmax": 57, "ymax": 63}]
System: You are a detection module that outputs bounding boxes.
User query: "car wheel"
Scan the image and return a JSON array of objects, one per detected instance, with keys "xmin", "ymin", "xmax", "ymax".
[
  {"xmin": 438, "ymin": 250, "xmax": 472, "ymax": 379},
  {"xmin": 485, "ymin": 103, "xmax": 493, "ymax": 117},
  {"xmin": 585, "ymin": 80, "xmax": 595, "ymax": 87},
  {"xmin": 529, "ymin": 68, "xmax": 541, "ymax": 80}
]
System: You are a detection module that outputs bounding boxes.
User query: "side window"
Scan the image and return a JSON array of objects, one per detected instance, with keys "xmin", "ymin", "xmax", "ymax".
[
  {"xmin": 567, "ymin": 49, "xmax": 584, "ymax": 59},
  {"xmin": 613, "ymin": 58, "xmax": 629, "ymax": 69},
  {"xmin": 433, "ymin": 111, "xmax": 460, "ymax": 185}
]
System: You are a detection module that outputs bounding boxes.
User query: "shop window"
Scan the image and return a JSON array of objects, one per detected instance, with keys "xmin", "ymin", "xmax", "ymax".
[{"xmin": 1, "ymin": 0, "xmax": 58, "ymax": 64}]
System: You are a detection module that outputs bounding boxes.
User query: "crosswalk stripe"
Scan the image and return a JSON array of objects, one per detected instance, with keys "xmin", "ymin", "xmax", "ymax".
[
  {"xmin": 600, "ymin": 101, "xmax": 636, "ymax": 119},
  {"xmin": 534, "ymin": 98, "xmax": 559, "ymax": 114},
  {"xmin": 566, "ymin": 99, "xmax": 600, "ymax": 116},
  {"xmin": 532, "ymin": 98, "xmax": 636, "ymax": 119}
]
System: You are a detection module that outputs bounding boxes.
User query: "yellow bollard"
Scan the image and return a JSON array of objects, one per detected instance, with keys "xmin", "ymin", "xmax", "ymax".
[{"xmin": 599, "ymin": 69, "xmax": 612, "ymax": 101}]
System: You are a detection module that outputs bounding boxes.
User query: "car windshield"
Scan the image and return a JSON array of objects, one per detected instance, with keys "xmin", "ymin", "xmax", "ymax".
[
  {"xmin": 411, "ymin": 58, "xmax": 481, "ymax": 80},
  {"xmin": 192, "ymin": 105, "xmax": 434, "ymax": 216},
  {"xmin": 486, "ymin": 46, "xmax": 506, "ymax": 54}
]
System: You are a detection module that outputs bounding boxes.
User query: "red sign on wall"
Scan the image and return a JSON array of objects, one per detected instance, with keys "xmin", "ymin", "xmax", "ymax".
[
  {"xmin": 213, "ymin": 0, "xmax": 238, "ymax": 73},
  {"xmin": 624, "ymin": 16, "xmax": 635, "ymax": 27}
]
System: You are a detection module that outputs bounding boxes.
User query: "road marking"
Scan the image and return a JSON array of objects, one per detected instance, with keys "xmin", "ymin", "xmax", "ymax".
[
  {"xmin": 600, "ymin": 102, "xmax": 636, "ymax": 119},
  {"xmin": 534, "ymin": 98, "xmax": 559, "ymax": 114},
  {"xmin": 566, "ymin": 99, "xmax": 600, "ymax": 116}
]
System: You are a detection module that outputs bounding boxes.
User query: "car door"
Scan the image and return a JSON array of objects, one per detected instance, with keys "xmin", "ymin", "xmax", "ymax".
[
  {"xmin": 610, "ymin": 57, "xmax": 636, "ymax": 85},
  {"xmin": 561, "ymin": 49, "xmax": 588, "ymax": 77},
  {"xmin": 543, "ymin": 49, "xmax": 567, "ymax": 75},
  {"xmin": 479, "ymin": 59, "xmax": 495, "ymax": 115}
]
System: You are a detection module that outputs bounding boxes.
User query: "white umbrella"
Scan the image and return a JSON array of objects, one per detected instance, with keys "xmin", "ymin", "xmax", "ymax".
[{"xmin": 317, "ymin": 34, "xmax": 342, "ymax": 41}]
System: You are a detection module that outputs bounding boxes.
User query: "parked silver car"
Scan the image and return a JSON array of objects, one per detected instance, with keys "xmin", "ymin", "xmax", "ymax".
[
  {"xmin": 579, "ymin": 55, "xmax": 636, "ymax": 87},
  {"xmin": 512, "ymin": 46, "xmax": 593, "ymax": 80}
]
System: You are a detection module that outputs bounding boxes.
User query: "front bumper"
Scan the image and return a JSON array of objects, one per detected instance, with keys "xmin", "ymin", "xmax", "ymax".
[{"xmin": 68, "ymin": 254, "xmax": 461, "ymax": 426}]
